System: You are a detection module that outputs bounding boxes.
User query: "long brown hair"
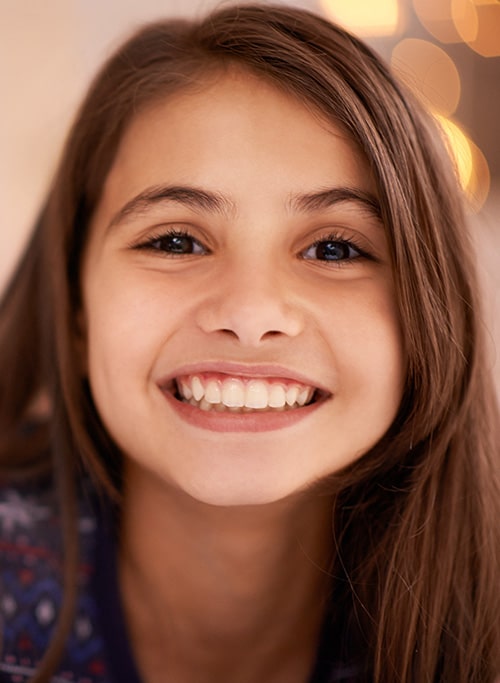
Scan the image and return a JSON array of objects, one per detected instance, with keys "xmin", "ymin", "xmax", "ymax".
[{"xmin": 1, "ymin": 4, "xmax": 499, "ymax": 681}]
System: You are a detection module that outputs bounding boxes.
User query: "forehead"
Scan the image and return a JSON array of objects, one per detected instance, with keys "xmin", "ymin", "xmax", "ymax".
[{"xmin": 92, "ymin": 69, "xmax": 376, "ymax": 229}]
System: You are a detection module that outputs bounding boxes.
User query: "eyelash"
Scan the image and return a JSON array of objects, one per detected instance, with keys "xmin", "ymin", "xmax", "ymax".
[
  {"xmin": 301, "ymin": 231, "xmax": 373, "ymax": 266},
  {"xmin": 132, "ymin": 227, "xmax": 374, "ymax": 265},
  {"xmin": 133, "ymin": 229, "xmax": 207, "ymax": 257}
]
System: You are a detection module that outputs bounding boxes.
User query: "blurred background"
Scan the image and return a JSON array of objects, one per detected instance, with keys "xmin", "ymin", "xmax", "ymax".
[{"xmin": 1, "ymin": 0, "xmax": 499, "ymax": 385}]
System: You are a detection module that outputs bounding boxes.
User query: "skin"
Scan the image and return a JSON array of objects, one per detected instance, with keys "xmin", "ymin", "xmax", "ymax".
[{"xmin": 81, "ymin": 70, "xmax": 404, "ymax": 682}]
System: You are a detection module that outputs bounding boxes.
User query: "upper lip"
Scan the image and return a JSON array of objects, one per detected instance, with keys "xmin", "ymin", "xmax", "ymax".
[{"xmin": 157, "ymin": 361, "xmax": 332, "ymax": 395}]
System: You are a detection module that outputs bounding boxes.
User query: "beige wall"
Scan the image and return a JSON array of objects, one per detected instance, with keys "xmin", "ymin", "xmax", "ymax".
[{"xmin": 0, "ymin": 0, "xmax": 215, "ymax": 289}]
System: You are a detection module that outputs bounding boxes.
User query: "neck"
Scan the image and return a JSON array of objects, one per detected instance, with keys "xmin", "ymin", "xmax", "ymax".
[{"xmin": 118, "ymin": 464, "xmax": 334, "ymax": 683}]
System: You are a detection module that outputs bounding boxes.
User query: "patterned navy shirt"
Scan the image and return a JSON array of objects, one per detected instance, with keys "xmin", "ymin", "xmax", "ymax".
[{"xmin": 0, "ymin": 480, "xmax": 363, "ymax": 683}]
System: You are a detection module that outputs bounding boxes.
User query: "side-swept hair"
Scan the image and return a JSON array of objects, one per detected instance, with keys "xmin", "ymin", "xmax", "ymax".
[{"xmin": 1, "ymin": 4, "xmax": 499, "ymax": 681}]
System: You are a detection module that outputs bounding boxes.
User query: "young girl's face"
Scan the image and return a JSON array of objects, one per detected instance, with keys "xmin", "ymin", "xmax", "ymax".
[{"xmin": 81, "ymin": 70, "xmax": 404, "ymax": 506}]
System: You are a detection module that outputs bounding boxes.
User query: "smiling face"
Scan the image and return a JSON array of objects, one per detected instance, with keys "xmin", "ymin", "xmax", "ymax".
[{"xmin": 81, "ymin": 70, "xmax": 404, "ymax": 506}]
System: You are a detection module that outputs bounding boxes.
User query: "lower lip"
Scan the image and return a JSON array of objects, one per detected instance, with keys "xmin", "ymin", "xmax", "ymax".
[{"xmin": 161, "ymin": 390, "xmax": 328, "ymax": 433}]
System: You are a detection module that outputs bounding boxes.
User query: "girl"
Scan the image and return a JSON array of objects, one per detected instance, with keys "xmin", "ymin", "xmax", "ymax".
[{"xmin": 0, "ymin": 4, "xmax": 499, "ymax": 682}]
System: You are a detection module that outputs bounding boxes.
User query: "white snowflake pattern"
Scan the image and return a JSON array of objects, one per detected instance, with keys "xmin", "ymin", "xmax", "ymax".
[
  {"xmin": 75, "ymin": 615, "xmax": 93, "ymax": 640},
  {"xmin": 0, "ymin": 490, "xmax": 51, "ymax": 534},
  {"xmin": 35, "ymin": 597, "xmax": 56, "ymax": 625},
  {"xmin": 78, "ymin": 516, "xmax": 96, "ymax": 535},
  {"xmin": 1, "ymin": 593, "xmax": 17, "ymax": 618}
]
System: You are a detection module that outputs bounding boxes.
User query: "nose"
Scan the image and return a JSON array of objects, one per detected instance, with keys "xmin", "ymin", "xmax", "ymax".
[{"xmin": 195, "ymin": 262, "xmax": 304, "ymax": 347}]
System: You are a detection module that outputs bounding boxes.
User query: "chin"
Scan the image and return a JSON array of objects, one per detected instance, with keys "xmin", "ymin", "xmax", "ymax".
[
  {"xmin": 184, "ymin": 486, "xmax": 292, "ymax": 508},
  {"xmin": 176, "ymin": 474, "xmax": 306, "ymax": 509}
]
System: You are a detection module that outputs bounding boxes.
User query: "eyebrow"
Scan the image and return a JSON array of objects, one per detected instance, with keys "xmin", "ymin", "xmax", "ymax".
[
  {"xmin": 288, "ymin": 186, "xmax": 382, "ymax": 221},
  {"xmin": 107, "ymin": 183, "xmax": 382, "ymax": 231},
  {"xmin": 107, "ymin": 185, "xmax": 237, "ymax": 230}
]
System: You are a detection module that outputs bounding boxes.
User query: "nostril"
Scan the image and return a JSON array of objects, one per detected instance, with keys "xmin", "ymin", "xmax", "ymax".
[
  {"xmin": 219, "ymin": 328, "xmax": 240, "ymax": 338},
  {"xmin": 217, "ymin": 327, "xmax": 286, "ymax": 343},
  {"xmin": 195, "ymin": 296, "xmax": 304, "ymax": 345}
]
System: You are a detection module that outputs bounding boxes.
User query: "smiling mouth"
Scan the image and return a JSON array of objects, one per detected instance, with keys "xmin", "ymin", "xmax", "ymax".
[{"xmin": 165, "ymin": 374, "xmax": 324, "ymax": 414}]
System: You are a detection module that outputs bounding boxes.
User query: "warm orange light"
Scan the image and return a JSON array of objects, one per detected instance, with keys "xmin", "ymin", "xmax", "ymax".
[
  {"xmin": 451, "ymin": 0, "xmax": 500, "ymax": 56},
  {"xmin": 320, "ymin": 0, "xmax": 402, "ymax": 36},
  {"xmin": 466, "ymin": 140, "xmax": 490, "ymax": 211},
  {"xmin": 435, "ymin": 114, "xmax": 473, "ymax": 188},
  {"xmin": 451, "ymin": 0, "xmax": 479, "ymax": 42},
  {"xmin": 434, "ymin": 114, "xmax": 490, "ymax": 210},
  {"xmin": 412, "ymin": 0, "xmax": 462, "ymax": 43},
  {"xmin": 391, "ymin": 39, "xmax": 461, "ymax": 116}
]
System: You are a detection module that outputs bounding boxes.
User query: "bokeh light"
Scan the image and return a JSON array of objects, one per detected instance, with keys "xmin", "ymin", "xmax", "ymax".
[
  {"xmin": 466, "ymin": 139, "xmax": 491, "ymax": 211},
  {"xmin": 434, "ymin": 114, "xmax": 490, "ymax": 210},
  {"xmin": 451, "ymin": 0, "xmax": 479, "ymax": 42},
  {"xmin": 391, "ymin": 39, "xmax": 461, "ymax": 115},
  {"xmin": 412, "ymin": 0, "xmax": 462, "ymax": 43},
  {"xmin": 451, "ymin": 0, "xmax": 500, "ymax": 56},
  {"xmin": 319, "ymin": 0, "xmax": 402, "ymax": 36},
  {"xmin": 435, "ymin": 114, "xmax": 473, "ymax": 187}
]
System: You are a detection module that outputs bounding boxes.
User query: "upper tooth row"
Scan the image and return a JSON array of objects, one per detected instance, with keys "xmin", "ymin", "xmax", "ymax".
[{"xmin": 177, "ymin": 376, "xmax": 314, "ymax": 409}]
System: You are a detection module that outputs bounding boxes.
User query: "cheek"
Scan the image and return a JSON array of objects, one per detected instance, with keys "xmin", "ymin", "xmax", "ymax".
[
  {"xmin": 83, "ymin": 271, "xmax": 187, "ymax": 390},
  {"xmin": 321, "ymin": 280, "xmax": 404, "ymax": 406},
  {"xmin": 87, "ymin": 262, "xmax": 178, "ymax": 325}
]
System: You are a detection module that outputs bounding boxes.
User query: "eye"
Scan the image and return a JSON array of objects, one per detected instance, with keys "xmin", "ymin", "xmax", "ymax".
[
  {"xmin": 134, "ymin": 229, "xmax": 207, "ymax": 256},
  {"xmin": 302, "ymin": 236, "xmax": 364, "ymax": 263}
]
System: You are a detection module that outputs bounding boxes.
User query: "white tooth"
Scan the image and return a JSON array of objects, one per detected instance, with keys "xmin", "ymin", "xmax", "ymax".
[
  {"xmin": 297, "ymin": 387, "xmax": 312, "ymax": 406},
  {"xmin": 268, "ymin": 384, "xmax": 286, "ymax": 408},
  {"xmin": 286, "ymin": 385, "xmax": 299, "ymax": 406},
  {"xmin": 205, "ymin": 379, "xmax": 221, "ymax": 404},
  {"xmin": 221, "ymin": 378, "xmax": 245, "ymax": 407},
  {"xmin": 179, "ymin": 379, "xmax": 193, "ymax": 401},
  {"xmin": 245, "ymin": 380, "xmax": 269, "ymax": 409},
  {"xmin": 199, "ymin": 398, "xmax": 212, "ymax": 411},
  {"xmin": 191, "ymin": 376, "xmax": 204, "ymax": 402}
]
